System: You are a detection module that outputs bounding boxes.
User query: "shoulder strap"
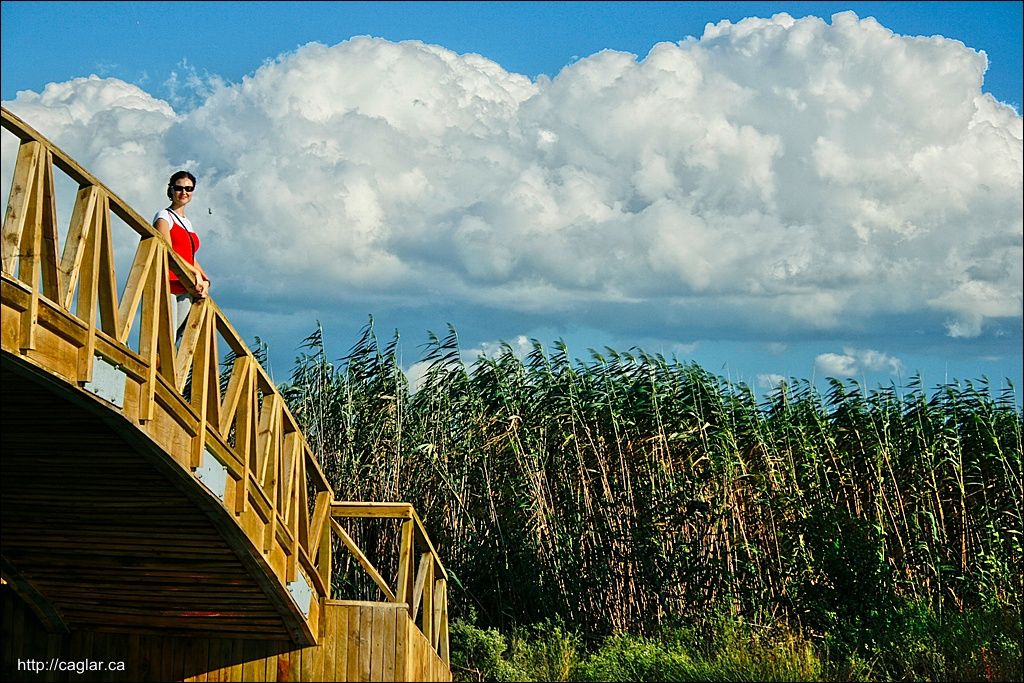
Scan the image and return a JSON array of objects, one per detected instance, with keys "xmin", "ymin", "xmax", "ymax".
[
  {"xmin": 165, "ymin": 209, "xmax": 196, "ymax": 259},
  {"xmin": 167, "ymin": 209, "xmax": 187, "ymax": 229}
]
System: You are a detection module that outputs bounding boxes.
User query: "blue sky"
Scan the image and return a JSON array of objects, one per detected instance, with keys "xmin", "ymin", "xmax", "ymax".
[
  {"xmin": 2, "ymin": 1, "xmax": 1022, "ymax": 395},
  {"xmin": 3, "ymin": 2, "xmax": 1022, "ymax": 108}
]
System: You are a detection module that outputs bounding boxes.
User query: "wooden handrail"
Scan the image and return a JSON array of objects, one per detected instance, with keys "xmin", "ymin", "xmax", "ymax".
[{"xmin": 331, "ymin": 502, "xmax": 450, "ymax": 663}]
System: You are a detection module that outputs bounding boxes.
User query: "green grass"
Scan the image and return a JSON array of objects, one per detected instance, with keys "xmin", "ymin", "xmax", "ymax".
[{"xmin": 449, "ymin": 604, "xmax": 1022, "ymax": 682}]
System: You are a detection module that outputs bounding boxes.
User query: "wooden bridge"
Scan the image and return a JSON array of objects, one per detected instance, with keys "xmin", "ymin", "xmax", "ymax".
[{"xmin": 0, "ymin": 106, "xmax": 451, "ymax": 682}]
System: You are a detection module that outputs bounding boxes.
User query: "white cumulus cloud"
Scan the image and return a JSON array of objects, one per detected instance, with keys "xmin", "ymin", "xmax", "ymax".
[
  {"xmin": 3, "ymin": 12, "xmax": 1020, "ymax": 352},
  {"xmin": 815, "ymin": 346, "xmax": 905, "ymax": 377}
]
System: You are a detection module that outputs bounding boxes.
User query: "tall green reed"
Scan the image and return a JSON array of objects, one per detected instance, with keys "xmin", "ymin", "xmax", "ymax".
[{"xmin": 280, "ymin": 320, "xmax": 1023, "ymax": 641}]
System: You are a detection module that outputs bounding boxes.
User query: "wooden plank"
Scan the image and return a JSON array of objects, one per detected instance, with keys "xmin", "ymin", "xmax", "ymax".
[
  {"xmin": 293, "ymin": 444, "xmax": 307, "ymax": 555},
  {"xmin": 431, "ymin": 579, "xmax": 444, "ymax": 651},
  {"xmin": 174, "ymin": 636, "xmax": 190, "ymax": 683},
  {"xmin": 359, "ymin": 606, "xmax": 373, "ymax": 683},
  {"xmin": 130, "ymin": 634, "xmax": 148, "ymax": 681},
  {"xmin": 335, "ymin": 604, "xmax": 349, "ymax": 683},
  {"xmin": 136, "ymin": 240, "xmax": 166, "ymax": 422},
  {"xmin": 10, "ymin": 594, "xmax": 26, "ymax": 676},
  {"xmin": 188, "ymin": 637, "xmax": 210, "ymax": 682},
  {"xmin": 267, "ymin": 642, "xmax": 284, "ymax": 683},
  {"xmin": 382, "ymin": 604, "xmax": 397, "ymax": 683},
  {"xmin": 59, "ymin": 185, "xmax": 99, "ymax": 309},
  {"xmin": 151, "ymin": 245, "xmax": 177, "ymax": 385},
  {"xmin": 298, "ymin": 641, "xmax": 314, "ymax": 683},
  {"xmin": 67, "ymin": 630, "xmax": 89, "ymax": 677},
  {"xmin": 436, "ymin": 580, "xmax": 449, "ymax": 665},
  {"xmin": 412, "ymin": 625, "xmax": 423, "ymax": 683},
  {"xmin": 175, "ymin": 299, "xmax": 207, "ymax": 390},
  {"xmin": 176, "ymin": 637, "xmax": 195, "ymax": 683},
  {"xmin": 37, "ymin": 149, "xmax": 61, "ymax": 301},
  {"xmin": 324, "ymin": 602, "xmax": 339, "ymax": 682},
  {"xmin": 234, "ymin": 360, "xmax": 256, "ymax": 516},
  {"xmin": 279, "ymin": 430, "xmax": 295, "ymax": 522},
  {"xmin": 202, "ymin": 314, "xmax": 223, "ymax": 456},
  {"xmin": 158, "ymin": 633, "xmax": 176, "ymax": 682},
  {"xmin": 331, "ymin": 503, "xmax": 414, "ymax": 520},
  {"xmin": 288, "ymin": 643, "xmax": 303, "ymax": 679},
  {"xmin": 226, "ymin": 639, "xmax": 245, "ymax": 682},
  {"xmin": 218, "ymin": 355, "xmax": 250, "ymax": 436},
  {"xmin": 302, "ymin": 449, "xmax": 332, "ymax": 505},
  {"xmin": 116, "ymin": 236, "xmax": 156, "ymax": 343},
  {"xmin": 396, "ymin": 520, "xmax": 414, "ymax": 608},
  {"xmin": 46, "ymin": 597, "xmax": 283, "ymax": 618},
  {"xmin": 2, "ymin": 141, "xmax": 40, "ymax": 273},
  {"xmin": 311, "ymin": 491, "xmax": 332, "ymax": 588},
  {"xmin": 293, "ymin": 438, "xmax": 309, "ymax": 555},
  {"xmin": 93, "ymin": 196, "xmax": 119, "ymax": 338},
  {"xmin": 161, "ymin": 634, "xmax": 177, "ymax": 683},
  {"xmin": 242, "ymin": 639, "xmax": 266, "ymax": 682},
  {"xmin": 282, "ymin": 433, "xmax": 302, "ymax": 581},
  {"xmin": 395, "ymin": 605, "xmax": 409, "ymax": 683},
  {"xmin": 370, "ymin": 606, "xmax": 385, "ymax": 682},
  {"xmin": 130, "ymin": 634, "xmax": 149, "ymax": 682},
  {"xmin": 1, "ymin": 590, "xmax": 13, "ymax": 675},
  {"xmin": 411, "ymin": 508, "xmax": 449, "ymax": 580},
  {"xmin": 43, "ymin": 631, "xmax": 64, "ymax": 683},
  {"xmin": 18, "ymin": 173, "xmax": 40, "ymax": 352},
  {"xmin": 205, "ymin": 638, "xmax": 224, "ymax": 683},
  {"xmin": 258, "ymin": 398, "xmax": 281, "ymax": 554},
  {"xmin": 421, "ymin": 558, "xmax": 434, "ymax": 648},
  {"xmin": 411, "ymin": 553, "xmax": 432, "ymax": 623},
  {"xmin": 280, "ymin": 643, "xmax": 295, "ymax": 683},
  {"xmin": 257, "ymin": 392, "xmax": 279, "ymax": 488},
  {"xmin": 90, "ymin": 630, "xmax": 109, "ymax": 683},
  {"xmin": 346, "ymin": 606, "xmax": 361, "ymax": 683},
  {"xmin": 315, "ymin": 541, "xmax": 332, "ymax": 607},
  {"xmin": 71, "ymin": 190, "xmax": 101, "ymax": 382},
  {"xmin": 309, "ymin": 616, "xmax": 325, "ymax": 682},
  {"xmin": 187, "ymin": 305, "xmax": 215, "ymax": 463}
]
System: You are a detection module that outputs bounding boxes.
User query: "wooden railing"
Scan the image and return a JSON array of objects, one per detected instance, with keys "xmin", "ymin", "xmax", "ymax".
[
  {"xmin": 330, "ymin": 503, "xmax": 450, "ymax": 664},
  {"xmin": 1, "ymin": 105, "xmax": 334, "ymax": 640},
  {"xmin": 1, "ymin": 105, "xmax": 448, "ymax": 666}
]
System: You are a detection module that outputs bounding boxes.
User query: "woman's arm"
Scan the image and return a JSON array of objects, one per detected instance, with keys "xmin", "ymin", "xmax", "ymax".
[
  {"xmin": 193, "ymin": 260, "xmax": 211, "ymax": 297},
  {"xmin": 154, "ymin": 216, "xmax": 173, "ymax": 243}
]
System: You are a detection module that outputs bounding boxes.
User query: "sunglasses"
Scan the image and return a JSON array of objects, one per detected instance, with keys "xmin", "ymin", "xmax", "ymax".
[{"xmin": 172, "ymin": 185, "xmax": 195, "ymax": 193}]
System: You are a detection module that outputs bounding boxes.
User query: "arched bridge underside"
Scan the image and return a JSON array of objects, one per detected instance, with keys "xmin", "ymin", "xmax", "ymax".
[
  {"xmin": 2, "ymin": 353, "xmax": 300, "ymax": 640},
  {"xmin": 1, "ymin": 107, "xmax": 449, "ymax": 681}
]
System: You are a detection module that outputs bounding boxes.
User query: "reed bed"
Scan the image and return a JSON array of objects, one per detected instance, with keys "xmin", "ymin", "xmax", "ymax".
[{"xmin": 280, "ymin": 320, "xmax": 1022, "ymax": 647}]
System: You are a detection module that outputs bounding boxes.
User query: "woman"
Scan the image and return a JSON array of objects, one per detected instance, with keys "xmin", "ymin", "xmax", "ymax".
[{"xmin": 153, "ymin": 170, "xmax": 211, "ymax": 340}]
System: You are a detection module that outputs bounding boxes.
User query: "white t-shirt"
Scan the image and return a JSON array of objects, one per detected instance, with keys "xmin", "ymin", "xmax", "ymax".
[{"xmin": 154, "ymin": 208, "xmax": 193, "ymax": 232}]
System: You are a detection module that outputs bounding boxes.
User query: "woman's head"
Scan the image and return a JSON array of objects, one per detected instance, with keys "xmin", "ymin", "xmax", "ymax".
[{"xmin": 166, "ymin": 171, "xmax": 197, "ymax": 200}]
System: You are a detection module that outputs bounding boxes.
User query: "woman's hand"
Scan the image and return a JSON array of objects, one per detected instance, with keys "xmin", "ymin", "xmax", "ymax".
[{"xmin": 195, "ymin": 277, "xmax": 210, "ymax": 298}]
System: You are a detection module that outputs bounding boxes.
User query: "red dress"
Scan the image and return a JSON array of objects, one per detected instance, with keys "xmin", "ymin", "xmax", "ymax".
[{"xmin": 165, "ymin": 212, "xmax": 200, "ymax": 295}]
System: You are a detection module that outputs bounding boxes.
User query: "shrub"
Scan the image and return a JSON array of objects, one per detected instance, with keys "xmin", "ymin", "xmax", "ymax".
[{"xmin": 450, "ymin": 617, "xmax": 580, "ymax": 682}]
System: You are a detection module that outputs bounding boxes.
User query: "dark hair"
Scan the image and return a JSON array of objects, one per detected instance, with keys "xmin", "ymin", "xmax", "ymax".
[{"xmin": 166, "ymin": 170, "xmax": 197, "ymax": 199}]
